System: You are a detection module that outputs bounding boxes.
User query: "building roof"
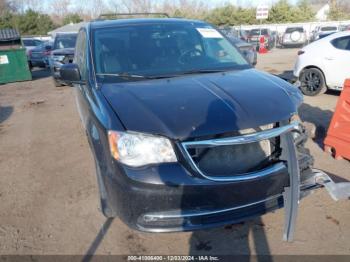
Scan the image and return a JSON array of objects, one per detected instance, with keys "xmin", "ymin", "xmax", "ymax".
[{"xmin": 48, "ymin": 22, "xmax": 85, "ymax": 36}]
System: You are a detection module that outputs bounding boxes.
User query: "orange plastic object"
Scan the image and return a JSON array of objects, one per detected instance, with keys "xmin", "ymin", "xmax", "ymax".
[
  {"xmin": 324, "ymin": 79, "xmax": 350, "ymax": 160},
  {"xmin": 258, "ymin": 35, "xmax": 268, "ymax": 54}
]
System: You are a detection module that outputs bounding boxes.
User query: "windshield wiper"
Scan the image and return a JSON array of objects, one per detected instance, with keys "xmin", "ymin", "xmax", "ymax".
[
  {"xmin": 96, "ymin": 73, "xmax": 148, "ymax": 79},
  {"xmin": 181, "ymin": 69, "xmax": 228, "ymax": 75},
  {"xmin": 142, "ymin": 69, "xmax": 230, "ymax": 79}
]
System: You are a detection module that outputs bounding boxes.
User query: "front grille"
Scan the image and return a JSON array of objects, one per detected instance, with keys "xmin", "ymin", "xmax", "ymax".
[
  {"xmin": 192, "ymin": 137, "xmax": 279, "ymax": 176},
  {"xmin": 181, "ymin": 122, "xmax": 299, "ymax": 182}
]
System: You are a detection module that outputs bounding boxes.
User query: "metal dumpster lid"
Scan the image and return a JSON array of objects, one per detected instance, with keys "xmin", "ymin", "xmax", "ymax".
[{"xmin": 0, "ymin": 28, "xmax": 21, "ymax": 42}]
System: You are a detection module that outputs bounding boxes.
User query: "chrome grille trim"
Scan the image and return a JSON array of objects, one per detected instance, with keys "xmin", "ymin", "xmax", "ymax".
[{"xmin": 181, "ymin": 122, "xmax": 299, "ymax": 182}]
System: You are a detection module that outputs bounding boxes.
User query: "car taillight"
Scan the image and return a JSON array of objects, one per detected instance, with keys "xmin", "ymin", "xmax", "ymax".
[
  {"xmin": 298, "ymin": 50, "xmax": 305, "ymax": 55},
  {"xmin": 28, "ymin": 50, "xmax": 32, "ymax": 56}
]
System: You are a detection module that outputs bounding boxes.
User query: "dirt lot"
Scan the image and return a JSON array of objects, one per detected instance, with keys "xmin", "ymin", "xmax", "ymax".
[{"xmin": 0, "ymin": 48, "xmax": 349, "ymax": 256}]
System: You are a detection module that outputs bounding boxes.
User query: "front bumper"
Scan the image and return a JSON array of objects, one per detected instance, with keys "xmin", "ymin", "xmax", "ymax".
[
  {"xmin": 104, "ymin": 161, "xmax": 291, "ymax": 232},
  {"xmin": 103, "ymin": 122, "xmax": 315, "ymax": 233},
  {"xmin": 100, "ymin": 121, "xmax": 350, "ymax": 241},
  {"xmin": 281, "ymin": 41, "xmax": 306, "ymax": 46}
]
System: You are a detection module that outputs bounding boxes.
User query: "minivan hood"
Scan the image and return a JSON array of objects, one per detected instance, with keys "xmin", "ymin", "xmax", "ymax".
[
  {"xmin": 101, "ymin": 69, "xmax": 302, "ymax": 140},
  {"xmin": 52, "ymin": 48, "xmax": 74, "ymax": 55}
]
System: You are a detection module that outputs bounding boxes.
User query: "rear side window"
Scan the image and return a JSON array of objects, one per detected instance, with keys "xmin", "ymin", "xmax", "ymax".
[
  {"xmin": 285, "ymin": 27, "xmax": 304, "ymax": 33},
  {"xmin": 331, "ymin": 36, "xmax": 350, "ymax": 51},
  {"xmin": 75, "ymin": 31, "xmax": 87, "ymax": 80},
  {"xmin": 250, "ymin": 29, "xmax": 268, "ymax": 35},
  {"xmin": 23, "ymin": 39, "xmax": 41, "ymax": 46},
  {"xmin": 321, "ymin": 26, "xmax": 337, "ymax": 31}
]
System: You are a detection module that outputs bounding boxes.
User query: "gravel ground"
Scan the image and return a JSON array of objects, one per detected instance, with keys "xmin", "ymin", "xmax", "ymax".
[{"xmin": 0, "ymin": 48, "xmax": 349, "ymax": 256}]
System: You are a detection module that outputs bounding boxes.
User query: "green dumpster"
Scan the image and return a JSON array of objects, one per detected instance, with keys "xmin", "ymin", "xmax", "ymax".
[{"xmin": 0, "ymin": 28, "xmax": 32, "ymax": 84}]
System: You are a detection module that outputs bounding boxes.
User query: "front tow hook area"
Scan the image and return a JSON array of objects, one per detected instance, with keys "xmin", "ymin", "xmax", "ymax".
[
  {"xmin": 304, "ymin": 169, "xmax": 350, "ymax": 201},
  {"xmin": 283, "ymin": 168, "xmax": 350, "ymax": 242}
]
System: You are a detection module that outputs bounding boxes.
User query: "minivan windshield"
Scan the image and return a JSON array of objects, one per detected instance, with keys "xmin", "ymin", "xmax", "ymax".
[
  {"xmin": 92, "ymin": 23, "xmax": 250, "ymax": 82},
  {"xmin": 53, "ymin": 34, "xmax": 77, "ymax": 49}
]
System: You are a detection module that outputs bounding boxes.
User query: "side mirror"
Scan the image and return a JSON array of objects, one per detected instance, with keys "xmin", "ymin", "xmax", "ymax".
[{"xmin": 60, "ymin": 63, "xmax": 82, "ymax": 84}]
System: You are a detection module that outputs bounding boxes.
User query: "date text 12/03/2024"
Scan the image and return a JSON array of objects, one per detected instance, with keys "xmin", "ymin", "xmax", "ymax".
[{"xmin": 127, "ymin": 255, "xmax": 220, "ymax": 261}]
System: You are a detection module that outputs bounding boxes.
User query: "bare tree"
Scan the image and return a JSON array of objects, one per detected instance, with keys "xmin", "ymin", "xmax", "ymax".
[
  {"xmin": 52, "ymin": 0, "xmax": 70, "ymax": 17},
  {"xmin": 90, "ymin": 0, "xmax": 108, "ymax": 18},
  {"xmin": 119, "ymin": 0, "xmax": 153, "ymax": 13},
  {"xmin": 159, "ymin": 0, "xmax": 208, "ymax": 18},
  {"xmin": 0, "ymin": 0, "xmax": 9, "ymax": 14}
]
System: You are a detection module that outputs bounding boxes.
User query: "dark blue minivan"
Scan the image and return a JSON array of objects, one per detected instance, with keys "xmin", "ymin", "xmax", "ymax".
[{"xmin": 59, "ymin": 17, "xmax": 320, "ymax": 234}]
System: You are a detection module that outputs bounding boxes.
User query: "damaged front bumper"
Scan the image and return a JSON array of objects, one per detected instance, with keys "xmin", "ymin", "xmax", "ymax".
[
  {"xmin": 105, "ymin": 121, "xmax": 350, "ymax": 239},
  {"xmin": 284, "ymin": 165, "xmax": 350, "ymax": 242}
]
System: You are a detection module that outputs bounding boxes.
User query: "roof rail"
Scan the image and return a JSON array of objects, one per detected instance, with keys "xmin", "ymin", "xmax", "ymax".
[{"xmin": 98, "ymin": 13, "xmax": 170, "ymax": 20}]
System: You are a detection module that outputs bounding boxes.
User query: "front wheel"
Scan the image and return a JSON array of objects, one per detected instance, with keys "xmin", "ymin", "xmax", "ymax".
[{"xmin": 299, "ymin": 68, "xmax": 327, "ymax": 96}]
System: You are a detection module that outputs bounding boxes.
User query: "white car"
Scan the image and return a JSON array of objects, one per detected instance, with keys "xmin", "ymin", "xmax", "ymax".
[
  {"xmin": 311, "ymin": 25, "xmax": 338, "ymax": 41},
  {"xmin": 294, "ymin": 31, "xmax": 350, "ymax": 96}
]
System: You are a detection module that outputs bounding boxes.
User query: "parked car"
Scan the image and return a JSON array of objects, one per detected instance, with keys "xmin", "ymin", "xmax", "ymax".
[
  {"xmin": 22, "ymin": 37, "xmax": 43, "ymax": 67},
  {"xmin": 318, "ymin": 32, "xmax": 336, "ymax": 40},
  {"xmin": 29, "ymin": 41, "xmax": 53, "ymax": 68},
  {"xmin": 281, "ymin": 27, "xmax": 307, "ymax": 48},
  {"xmin": 60, "ymin": 17, "xmax": 326, "ymax": 233},
  {"xmin": 339, "ymin": 24, "xmax": 350, "ymax": 31},
  {"xmin": 225, "ymin": 34, "xmax": 257, "ymax": 66},
  {"xmin": 311, "ymin": 25, "xmax": 338, "ymax": 42},
  {"xmin": 219, "ymin": 27, "xmax": 250, "ymax": 42},
  {"xmin": 294, "ymin": 31, "xmax": 350, "ymax": 96},
  {"xmin": 49, "ymin": 33, "xmax": 77, "ymax": 86},
  {"xmin": 248, "ymin": 28, "xmax": 275, "ymax": 50}
]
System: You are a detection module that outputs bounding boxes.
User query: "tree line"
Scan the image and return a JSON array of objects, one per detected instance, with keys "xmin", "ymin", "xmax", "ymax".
[{"xmin": 0, "ymin": 0, "xmax": 350, "ymax": 36}]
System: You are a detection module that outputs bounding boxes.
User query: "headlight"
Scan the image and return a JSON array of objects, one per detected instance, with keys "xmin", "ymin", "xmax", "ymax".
[
  {"xmin": 52, "ymin": 55, "xmax": 65, "ymax": 62},
  {"xmin": 108, "ymin": 131, "xmax": 177, "ymax": 167}
]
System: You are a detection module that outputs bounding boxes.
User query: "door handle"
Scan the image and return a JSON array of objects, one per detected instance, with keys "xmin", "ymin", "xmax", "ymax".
[{"xmin": 325, "ymin": 57, "xmax": 334, "ymax": 60}]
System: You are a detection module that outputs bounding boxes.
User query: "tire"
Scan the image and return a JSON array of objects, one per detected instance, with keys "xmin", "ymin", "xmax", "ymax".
[{"xmin": 299, "ymin": 68, "xmax": 327, "ymax": 96}]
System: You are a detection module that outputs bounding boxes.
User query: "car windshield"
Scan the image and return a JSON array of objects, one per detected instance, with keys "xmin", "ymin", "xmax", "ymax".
[
  {"xmin": 53, "ymin": 34, "xmax": 77, "ymax": 49},
  {"xmin": 250, "ymin": 29, "xmax": 268, "ymax": 35},
  {"xmin": 286, "ymin": 27, "xmax": 304, "ymax": 33},
  {"xmin": 23, "ymin": 39, "xmax": 42, "ymax": 46},
  {"xmin": 321, "ymin": 26, "xmax": 337, "ymax": 31},
  {"xmin": 227, "ymin": 36, "xmax": 241, "ymax": 44},
  {"xmin": 93, "ymin": 23, "xmax": 249, "ymax": 82},
  {"xmin": 219, "ymin": 28, "xmax": 239, "ymax": 38}
]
